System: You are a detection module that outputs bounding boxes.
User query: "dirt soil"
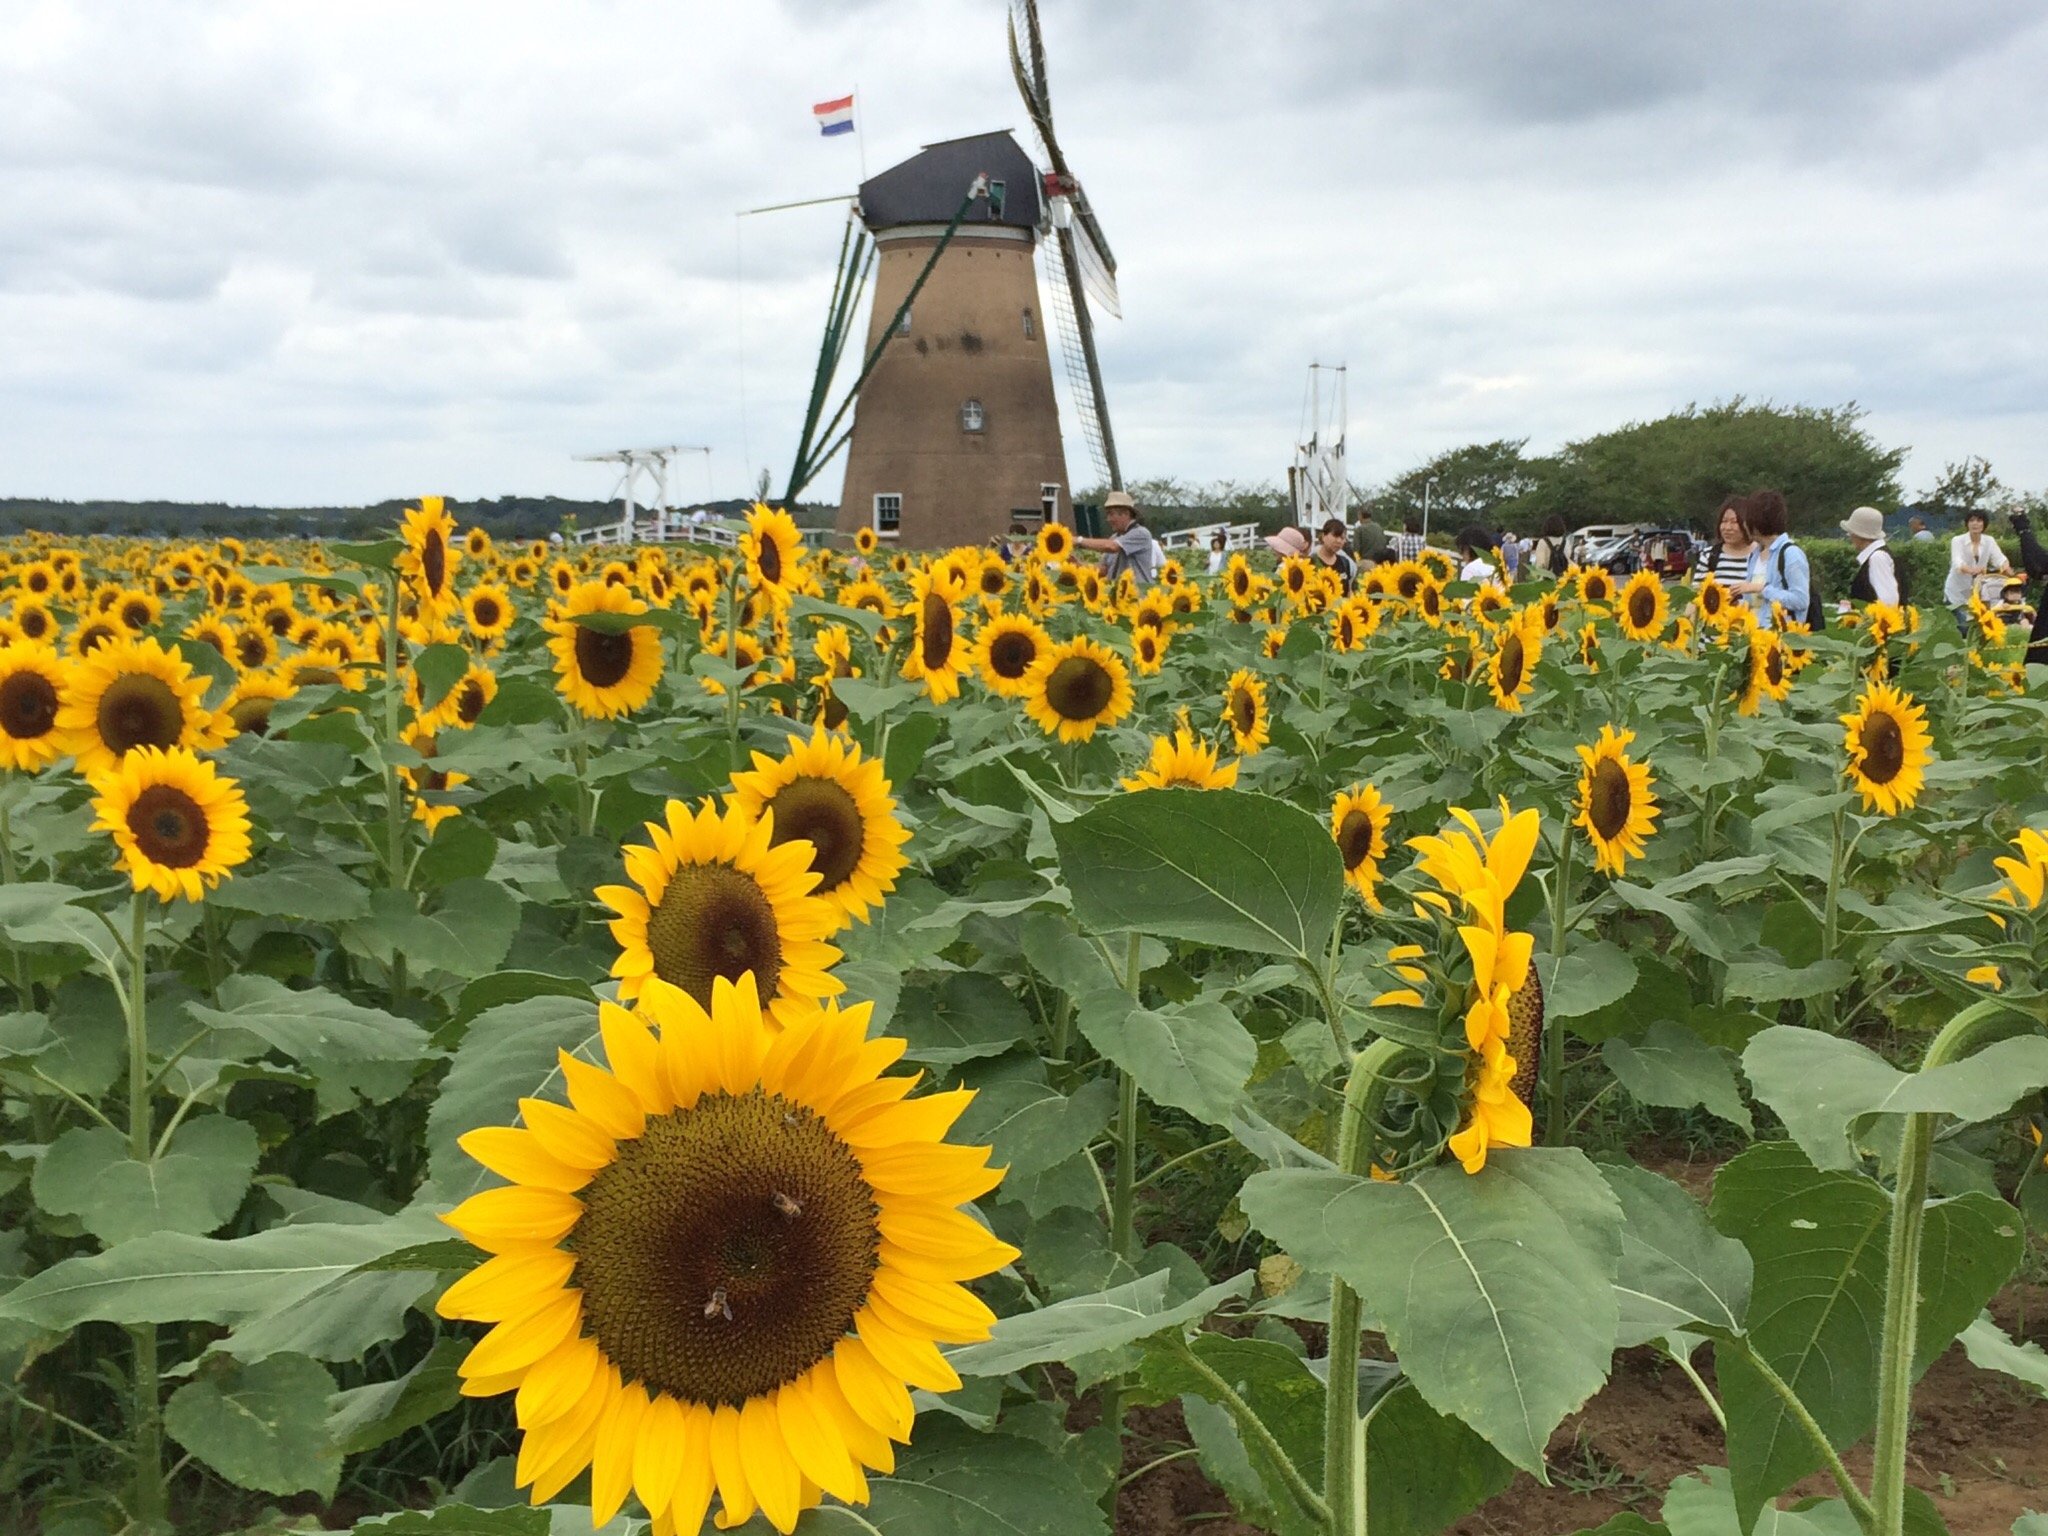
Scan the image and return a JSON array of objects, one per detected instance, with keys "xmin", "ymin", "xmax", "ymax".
[{"xmin": 1117, "ymin": 1235, "xmax": 2048, "ymax": 1536}]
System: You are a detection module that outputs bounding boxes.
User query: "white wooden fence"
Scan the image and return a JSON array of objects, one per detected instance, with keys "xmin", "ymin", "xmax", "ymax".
[{"xmin": 1158, "ymin": 521, "xmax": 1263, "ymax": 553}]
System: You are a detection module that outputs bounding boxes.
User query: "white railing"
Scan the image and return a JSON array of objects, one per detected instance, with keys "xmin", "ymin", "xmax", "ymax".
[
  {"xmin": 572, "ymin": 511, "xmax": 741, "ymax": 549},
  {"xmin": 1159, "ymin": 521, "xmax": 1262, "ymax": 553}
]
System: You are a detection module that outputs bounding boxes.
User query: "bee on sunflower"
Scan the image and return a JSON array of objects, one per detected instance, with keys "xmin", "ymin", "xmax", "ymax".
[
  {"xmin": 728, "ymin": 727, "xmax": 910, "ymax": 931},
  {"xmin": 1022, "ymin": 636, "xmax": 1134, "ymax": 743},
  {"xmin": 399, "ymin": 496, "xmax": 461, "ymax": 617},
  {"xmin": 88, "ymin": 745, "xmax": 252, "ymax": 903},
  {"xmin": 1841, "ymin": 679, "xmax": 1932, "ymax": 816},
  {"xmin": 1331, "ymin": 784, "xmax": 1392, "ymax": 906},
  {"xmin": 544, "ymin": 581, "xmax": 665, "ymax": 719},
  {"xmin": 1574, "ymin": 725, "xmax": 1659, "ymax": 875},
  {"xmin": 0, "ymin": 643, "xmax": 76, "ymax": 773},
  {"xmin": 1221, "ymin": 668, "xmax": 1271, "ymax": 756},
  {"xmin": 1614, "ymin": 570, "xmax": 1668, "ymax": 642},
  {"xmin": 437, "ymin": 974, "xmax": 1016, "ymax": 1532},
  {"xmin": 595, "ymin": 797, "xmax": 842, "ymax": 1023},
  {"xmin": 1120, "ymin": 724, "xmax": 1238, "ymax": 791}
]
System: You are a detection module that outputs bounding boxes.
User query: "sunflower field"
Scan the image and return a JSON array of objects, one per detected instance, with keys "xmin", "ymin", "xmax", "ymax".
[{"xmin": 2, "ymin": 501, "xmax": 2047, "ymax": 1536}]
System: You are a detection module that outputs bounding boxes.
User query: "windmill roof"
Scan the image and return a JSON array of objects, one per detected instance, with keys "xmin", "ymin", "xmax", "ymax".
[{"xmin": 858, "ymin": 130, "xmax": 1041, "ymax": 234}]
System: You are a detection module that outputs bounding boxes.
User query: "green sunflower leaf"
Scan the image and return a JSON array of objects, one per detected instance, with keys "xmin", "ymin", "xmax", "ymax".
[
  {"xmin": 165, "ymin": 1352, "xmax": 341, "ymax": 1500},
  {"xmin": 32, "ymin": 1117, "xmax": 258, "ymax": 1247}
]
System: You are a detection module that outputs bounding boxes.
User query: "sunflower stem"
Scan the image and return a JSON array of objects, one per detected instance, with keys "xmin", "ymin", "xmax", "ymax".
[
  {"xmin": 1815, "ymin": 803, "xmax": 1848, "ymax": 1032},
  {"xmin": 1728, "ymin": 1336, "xmax": 1874, "ymax": 1529},
  {"xmin": 123, "ymin": 891, "xmax": 166, "ymax": 1528},
  {"xmin": 1544, "ymin": 834, "xmax": 1573, "ymax": 1144},
  {"xmin": 0, "ymin": 796, "xmax": 30, "ymax": 1004},
  {"xmin": 572, "ymin": 730, "xmax": 595, "ymax": 839},
  {"xmin": 1871, "ymin": 998, "xmax": 2020, "ymax": 1536},
  {"xmin": 1326, "ymin": 1038, "xmax": 1408, "ymax": 1536},
  {"xmin": 725, "ymin": 566, "xmax": 746, "ymax": 773},
  {"xmin": 1174, "ymin": 1333, "xmax": 1331, "ymax": 1531},
  {"xmin": 1110, "ymin": 931, "xmax": 1144, "ymax": 1264}
]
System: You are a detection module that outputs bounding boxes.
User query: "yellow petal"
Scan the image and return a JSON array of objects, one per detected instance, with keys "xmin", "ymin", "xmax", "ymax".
[
  {"xmin": 456, "ymin": 1127, "xmax": 591, "ymax": 1193},
  {"xmin": 740, "ymin": 1394, "xmax": 803, "ymax": 1533},
  {"xmin": 589, "ymin": 1379, "xmax": 648, "ymax": 1526},
  {"xmin": 708, "ymin": 1404, "xmax": 757, "ymax": 1529},
  {"xmin": 774, "ymin": 1377, "xmax": 864, "ymax": 1505},
  {"xmin": 437, "ymin": 1247, "xmax": 576, "ymax": 1322},
  {"xmin": 558, "ymin": 1051, "xmax": 646, "ymax": 1140},
  {"xmin": 459, "ymin": 1290, "xmax": 582, "ymax": 1379},
  {"xmin": 518, "ymin": 1098, "xmax": 616, "ymax": 1169},
  {"xmin": 441, "ymin": 1185, "xmax": 583, "ymax": 1252}
]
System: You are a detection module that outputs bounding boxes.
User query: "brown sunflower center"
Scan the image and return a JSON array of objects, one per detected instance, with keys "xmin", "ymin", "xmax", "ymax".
[
  {"xmin": 1859, "ymin": 710, "xmax": 1905, "ymax": 784},
  {"xmin": 646, "ymin": 864, "xmax": 784, "ymax": 1007},
  {"xmin": 988, "ymin": 630, "xmax": 1037, "ymax": 680},
  {"xmin": 228, "ymin": 694, "xmax": 276, "ymax": 737},
  {"xmin": 1496, "ymin": 634, "xmax": 1526, "ymax": 695},
  {"xmin": 472, "ymin": 596, "xmax": 502, "ymax": 629},
  {"xmin": 1765, "ymin": 646, "xmax": 1785, "ymax": 688},
  {"xmin": 235, "ymin": 632, "xmax": 269, "ymax": 669},
  {"xmin": 1043, "ymin": 655, "xmax": 1114, "ymax": 722},
  {"xmin": 755, "ymin": 535, "xmax": 783, "ymax": 586},
  {"xmin": 0, "ymin": 669, "xmax": 60, "ymax": 739},
  {"xmin": 126, "ymin": 784, "xmax": 209, "ymax": 868},
  {"xmin": 121, "ymin": 600, "xmax": 154, "ymax": 631},
  {"xmin": 1627, "ymin": 587, "xmax": 1656, "ymax": 628},
  {"xmin": 1335, "ymin": 810, "xmax": 1380, "ymax": 871},
  {"xmin": 1396, "ymin": 569, "xmax": 1423, "ymax": 599},
  {"xmin": 569, "ymin": 1089, "xmax": 880, "ymax": 1406},
  {"xmin": 573, "ymin": 625, "xmax": 635, "ymax": 689},
  {"xmin": 19, "ymin": 609, "xmax": 51, "ymax": 640},
  {"xmin": 919, "ymin": 595, "xmax": 954, "ymax": 669},
  {"xmin": 1588, "ymin": 757, "xmax": 1632, "ymax": 840},
  {"xmin": 455, "ymin": 678, "xmax": 488, "ymax": 725},
  {"xmin": 96, "ymin": 672, "xmax": 185, "ymax": 756},
  {"xmin": 1703, "ymin": 584, "xmax": 1723, "ymax": 615},
  {"xmin": 765, "ymin": 777, "xmax": 866, "ymax": 894},
  {"xmin": 1231, "ymin": 686, "xmax": 1257, "ymax": 737},
  {"xmin": 1507, "ymin": 969, "xmax": 1546, "ymax": 1105},
  {"xmin": 421, "ymin": 530, "xmax": 447, "ymax": 596}
]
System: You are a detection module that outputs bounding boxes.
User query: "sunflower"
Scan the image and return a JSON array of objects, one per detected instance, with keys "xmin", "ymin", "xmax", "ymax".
[
  {"xmin": 115, "ymin": 588, "xmax": 163, "ymax": 636},
  {"xmin": 1400, "ymin": 804, "xmax": 1543, "ymax": 1173},
  {"xmin": 1576, "ymin": 566, "xmax": 1615, "ymax": 607},
  {"xmin": 1574, "ymin": 725, "xmax": 1659, "ymax": 876},
  {"xmin": 728, "ymin": 728, "xmax": 910, "ymax": 931},
  {"xmin": 1615, "ymin": 570, "xmax": 1668, "ymax": 642},
  {"xmin": 13, "ymin": 599, "xmax": 56, "ymax": 645},
  {"xmin": 1128, "ymin": 625, "xmax": 1167, "ymax": 675},
  {"xmin": 437, "ymin": 973, "xmax": 1015, "ymax": 1532},
  {"xmin": 1841, "ymin": 680, "xmax": 1932, "ymax": 816},
  {"xmin": 970, "ymin": 614, "xmax": 1047, "ymax": 699},
  {"xmin": 1035, "ymin": 523, "xmax": 1073, "ymax": 563},
  {"xmin": 58, "ymin": 635, "xmax": 229, "ymax": 777},
  {"xmin": 0, "ymin": 644, "xmax": 75, "ymax": 772},
  {"xmin": 1469, "ymin": 583, "xmax": 1512, "ymax": 627},
  {"xmin": 87, "ymin": 745, "xmax": 252, "ymax": 903},
  {"xmin": 425, "ymin": 663, "xmax": 499, "ymax": 732},
  {"xmin": 901, "ymin": 570, "xmax": 968, "ymax": 705},
  {"xmin": 463, "ymin": 525, "xmax": 493, "ymax": 559},
  {"xmin": 545, "ymin": 581, "xmax": 665, "ymax": 719},
  {"xmin": 1023, "ymin": 636, "xmax": 1135, "ymax": 743},
  {"xmin": 464, "ymin": 582, "xmax": 516, "ymax": 643},
  {"xmin": 400, "ymin": 496, "xmax": 461, "ymax": 616},
  {"xmin": 1735, "ymin": 628, "xmax": 1791, "ymax": 716},
  {"xmin": 224, "ymin": 671, "xmax": 295, "ymax": 739},
  {"xmin": 232, "ymin": 624, "xmax": 277, "ymax": 672},
  {"xmin": 1120, "ymin": 727, "xmax": 1238, "ymax": 791},
  {"xmin": 854, "ymin": 526, "xmax": 879, "ymax": 556},
  {"xmin": 399, "ymin": 722, "xmax": 468, "ymax": 830},
  {"xmin": 596, "ymin": 797, "xmax": 843, "ymax": 1022},
  {"xmin": 1696, "ymin": 573, "xmax": 1733, "ymax": 627},
  {"xmin": 741, "ymin": 505, "xmax": 805, "ymax": 609},
  {"xmin": 1222, "ymin": 669, "xmax": 1270, "ymax": 756},
  {"xmin": 1486, "ymin": 613, "xmax": 1540, "ymax": 713},
  {"xmin": 1331, "ymin": 784, "xmax": 1392, "ymax": 904}
]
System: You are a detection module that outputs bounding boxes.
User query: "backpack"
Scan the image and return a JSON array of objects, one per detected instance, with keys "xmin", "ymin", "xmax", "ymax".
[{"xmin": 1775, "ymin": 538, "xmax": 1825, "ymax": 630}]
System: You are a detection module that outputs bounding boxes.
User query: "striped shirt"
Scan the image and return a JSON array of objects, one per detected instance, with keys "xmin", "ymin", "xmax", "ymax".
[
  {"xmin": 1389, "ymin": 532, "xmax": 1426, "ymax": 563},
  {"xmin": 1693, "ymin": 542, "xmax": 1754, "ymax": 588}
]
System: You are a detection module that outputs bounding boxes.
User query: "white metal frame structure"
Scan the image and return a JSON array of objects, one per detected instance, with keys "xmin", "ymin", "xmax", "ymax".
[
  {"xmin": 1288, "ymin": 363, "xmax": 1348, "ymax": 530},
  {"xmin": 1158, "ymin": 521, "xmax": 1261, "ymax": 553},
  {"xmin": 574, "ymin": 445, "xmax": 712, "ymax": 531}
]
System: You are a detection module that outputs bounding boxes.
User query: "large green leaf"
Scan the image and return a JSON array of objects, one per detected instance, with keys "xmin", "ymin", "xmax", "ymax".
[
  {"xmin": 951, "ymin": 1074, "xmax": 1117, "ymax": 1183},
  {"xmin": 1363, "ymin": 1381, "xmax": 1518, "ymax": 1536},
  {"xmin": 328, "ymin": 1337, "xmax": 467, "ymax": 1454},
  {"xmin": 424, "ymin": 993, "xmax": 600, "ymax": 1203},
  {"xmin": 1598, "ymin": 1163, "xmax": 1752, "ymax": 1348},
  {"xmin": 1720, "ymin": 958, "xmax": 1855, "ymax": 1004},
  {"xmin": 894, "ymin": 973, "xmax": 1033, "ymax": 1068},
  {"xmin": 1051, "ymin": 788, "xmax": 1342, "ymax": 961},
  {"xmin": 185, "ymin": 974, "xmax": 432, "ymax": 1067},
  {"xmin": 1547, "ymin": 939, "xmax": 1639, "ymax": 1020},
  {"xmin": 163, "ymin": 1352, "xmax": 341, "ymax": 1499},
  {"xmin": 0, "ymin": 1210, "xmax": 444, "ymax": 1332},
  {"xmin": 1137, "ymin": 1334, "xmax": 1324, "ymax": 1535},
  {"xmin": 1241, "ymin": 1147, "xmax": 1625, "ymax": 1473},
  {"xmin": 32, "ymin": 1117, "xmax": 258, "ymax": 1246},
  {"xmin": 1073, "ymin": 991, "xmax": 1256, "ymax": 1126},
  {"xmin": 1604, "ymin": 1022, "xmax": 1753, "ymax": 1133},
  {"xmin": 1960, "ymin": 1312, "xmax": 2048, "ymax": 1400},
  {"xmin": 1710, "ymin": 1142, "xmax": 2023, "ymax": 1527},
  {"xmin": 345, "ymin": 879, "xmax": 521, "ymax": 980},
  {"xmin": 803, "ymin": 1418, "xmax": 1109, "ymax": 1534},
  {"xmin": 949, "ymin": 1270, "xmax": 1252, "ymax": 1377},
  {"xmin": 1742, "ymin": 1027, "xmax": 2048, "ymax": 1171},
  {"xmin": 212, "ymin": 860, "xmax": 374, "ymax": 923},
  {"xmin": 1660, "ymin": 1467, "xmax": 1859, "ymax": 1536},
  {"xmin": 352, "ymin": 1511, "xmax": 548, "ymax": 1535}
]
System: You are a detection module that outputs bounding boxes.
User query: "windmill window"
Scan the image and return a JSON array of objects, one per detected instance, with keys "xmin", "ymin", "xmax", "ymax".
[
  {"xmin": 874, "ymin": 494, "xmax": 901, "ymax": 534},
  {"xmin": 1022, "ymin": 307, "xmax": 1035, "ymax": 339},
  {"xmin": 894, "ymin": 307, "xmax": 911, "ymax": 337},
  {"xmin": 961, "ymin": 399, "xmax": 986, "ymax": 433},
  {"xmin": 1041, "ymin": 484, "xmax": 1061, "ymax": 520},
  {"xmin": 988, "ymin": 179, "xmax": 1006, "ymax": 218}
]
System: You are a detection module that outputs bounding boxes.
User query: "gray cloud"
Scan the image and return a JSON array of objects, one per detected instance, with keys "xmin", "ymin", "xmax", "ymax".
[{"xmin": 0, "ymin": 0, "xmax": 2043, "ymax": 508}]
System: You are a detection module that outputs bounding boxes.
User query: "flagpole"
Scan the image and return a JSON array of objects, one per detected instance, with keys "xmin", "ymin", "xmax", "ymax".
[{"xmin": 852, "ymin": 81, "xmax": 867, "ymax": 183}]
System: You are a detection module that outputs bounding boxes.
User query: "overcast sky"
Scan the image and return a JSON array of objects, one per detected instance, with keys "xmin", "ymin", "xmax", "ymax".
[{"xmin": 4, "ymin": 0, "xmax": 2045, "ymax": 509}]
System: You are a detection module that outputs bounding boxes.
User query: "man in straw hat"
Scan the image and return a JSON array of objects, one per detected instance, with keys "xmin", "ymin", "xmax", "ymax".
[
  {"xmin": 1839, "ymin": 504, "xmax": 1900, "ymax": 610},
  {"xmin": 1075, "ymin": 490, "xmax": 1162, "ymax": 584}
]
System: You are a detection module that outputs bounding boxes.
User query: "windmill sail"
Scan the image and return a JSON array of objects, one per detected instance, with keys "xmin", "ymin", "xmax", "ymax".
[{"xmin": 1039, "ymin": 232, "xmax": 1112, "ymax": 490}]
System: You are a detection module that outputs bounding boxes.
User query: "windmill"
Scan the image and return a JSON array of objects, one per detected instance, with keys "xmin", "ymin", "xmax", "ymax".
[{"xmin": 1009, "ymin": 0, "xmax": 1122, "ymax": 494}]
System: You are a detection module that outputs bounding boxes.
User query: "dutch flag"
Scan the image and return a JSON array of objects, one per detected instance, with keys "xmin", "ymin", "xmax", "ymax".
[{"xmin": 813, "ymin": 95, "xmax": 855, "ymax": 137}]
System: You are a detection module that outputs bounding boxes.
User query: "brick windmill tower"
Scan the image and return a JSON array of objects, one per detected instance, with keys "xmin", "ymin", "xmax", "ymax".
[{"xmin": 792, "ymin": 3, "xmax": 1122, "ymax": 550}]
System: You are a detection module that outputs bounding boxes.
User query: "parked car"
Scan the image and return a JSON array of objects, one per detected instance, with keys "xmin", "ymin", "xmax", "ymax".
[{"xmin": 1587, "ymin": 527, "xmax": 1698, "ymax": 578}]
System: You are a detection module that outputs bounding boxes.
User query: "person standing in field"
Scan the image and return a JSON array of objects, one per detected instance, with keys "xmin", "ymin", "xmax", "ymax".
[
  {"xmin": 1074, "ymin": 490, "xmax": 1162, "ymax": 585},
  {"xmin": 1352, "ymin": 509, "xmax": 1390, "ymax": 567},
  {"xmin": 1524, "ymin": 515, "xmax": 1568, "ymax": 579},
  {"xmin": 1945, "ymin": 510, "xmax": 2011, "ymax": 624},
  {"xmin": 1732, "ymin": 490, "xmax": 1814, "ymax": 629},
  {"xmin": 1693, "ymin": 496, "xmax": 1755, "ymax": 588},
  {"xmin": 1838, "ymin": 505, "xmax": 1900, "ymax": 610},
  {"xmin": 1312, "ymin": 518, "xmax": 1357, "ymax": 594}
]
